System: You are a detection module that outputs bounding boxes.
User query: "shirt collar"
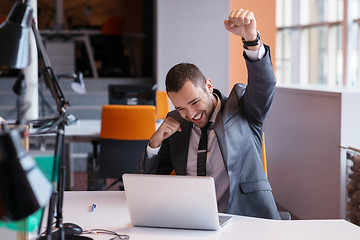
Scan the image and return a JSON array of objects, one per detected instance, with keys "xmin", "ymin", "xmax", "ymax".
[{"xmin": 210, "ymin": 93, "xmax": 221, "ymax": 124}]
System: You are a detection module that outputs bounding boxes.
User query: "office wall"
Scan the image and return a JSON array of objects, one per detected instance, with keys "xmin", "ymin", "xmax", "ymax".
[
  {"xmin": 156, "ymin": 0, "xmax": 276, "ymax": 94},
  {"xmin": 229, "ymin": 0, "xmax": 276, "ymax": 89},
  {"xmin": 156, "ymin": 0, "xmax": 229, "ymax": 94},
  {"xmin": 264, "ymin": 86, "xmax": 360, "ymax": 219}
]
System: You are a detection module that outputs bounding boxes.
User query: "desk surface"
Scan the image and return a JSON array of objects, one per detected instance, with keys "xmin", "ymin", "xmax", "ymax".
[
  {"xmin": 31, "ymin": 119, "xmax": 161, "ymax": 142},
  {"xmin": 64, "ymin": 119, "xmax": 101, "ymax": 141},
  {"xmin": 30, "ymin": 119, "xmax": 101, "ymax": 143},
  {"xmin": 60, "ymin": 191, "xmax": 360, "ymax": 240}
]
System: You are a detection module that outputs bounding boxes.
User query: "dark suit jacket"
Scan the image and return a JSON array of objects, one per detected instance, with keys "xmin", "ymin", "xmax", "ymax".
[{"xmin": 137, "ymin": 45, "xmax": 280, "ymax": 219}]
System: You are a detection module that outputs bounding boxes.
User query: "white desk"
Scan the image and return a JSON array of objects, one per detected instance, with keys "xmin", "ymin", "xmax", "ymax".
[
  {"xmin": 60, "ymin": 191, "xmax": 360, "ymax": 240},
  {"xmin": 30, "ymin": 119, "xmax": 101, "ymax": 144},
  {"xmin": 30, "ymin": 120, "xmax": 101, "ymax": 189},
  {"xmin": 31, "ymin": 118, "xmax": 161, "ymax": 143},
  {"xmin": 30, "ymin": 119, "xmax": 161, "ymax": 190}
]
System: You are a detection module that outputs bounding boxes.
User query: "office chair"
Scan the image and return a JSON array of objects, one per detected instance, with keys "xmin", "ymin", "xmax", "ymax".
[
  {"xmin": 262, "ymin": 132, "xmax": 291, "ymax": 220},
  {"xmin": 262, "ymin": 132, "xmax": 268, "ymax": 177},
  {"xmin": 98, "ymin": 105, "xmax": 156, "ymax": 190},
  {"xmin": 156, "ymin": 91, "xmax": 170, "ymax": 120}
]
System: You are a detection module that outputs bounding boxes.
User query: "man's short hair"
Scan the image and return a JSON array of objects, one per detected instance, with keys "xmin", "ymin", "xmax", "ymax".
[{"xmin": 165, "ymin": 63, "xmax": 207, "ymax": 93}]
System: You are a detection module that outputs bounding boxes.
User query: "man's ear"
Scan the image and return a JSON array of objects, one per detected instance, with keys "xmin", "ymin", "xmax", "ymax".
[{"xmin": 205, "ymin": 78, "xmax": 213, "ymax": 94}]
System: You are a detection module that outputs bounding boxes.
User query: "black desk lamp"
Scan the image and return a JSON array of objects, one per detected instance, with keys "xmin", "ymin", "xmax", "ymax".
[
  {"xmin": 58, "ymin": 71, "xmax": 86, "ymax": 95},
  {"xmin": 0, "ymin": 125, "xmax": 52, "ymax": 221},
  {"xmin": 0, "ymin": 1, "xmax": 31, "ymax": 69},
  {"xmin": 0, "ymin": 2, "xmax": 91, "ymax": 239}
]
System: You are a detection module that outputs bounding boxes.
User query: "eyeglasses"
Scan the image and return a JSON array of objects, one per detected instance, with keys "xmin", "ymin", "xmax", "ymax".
[{"xmin": 83, "ymin": 228, "xmax": 129, "ymax": 240}]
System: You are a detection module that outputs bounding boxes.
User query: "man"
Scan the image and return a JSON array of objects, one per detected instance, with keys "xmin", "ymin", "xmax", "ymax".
[{"xmin": 137, "ymin": 9, "xmax": 280, "ymax": 219}]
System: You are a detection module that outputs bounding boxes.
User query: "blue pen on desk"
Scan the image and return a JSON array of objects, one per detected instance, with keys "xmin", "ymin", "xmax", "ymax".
[{"xmin": 90, "ymin": 204, "xmax": 96, "ymax": 212}]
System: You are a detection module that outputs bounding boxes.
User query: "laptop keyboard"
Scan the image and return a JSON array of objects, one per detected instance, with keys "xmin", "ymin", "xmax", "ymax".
[{"xmin": 218, "ymin": 215, "xmax": 232, "ymax": 227}]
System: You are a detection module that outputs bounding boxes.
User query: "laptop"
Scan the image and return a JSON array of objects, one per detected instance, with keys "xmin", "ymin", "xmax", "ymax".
[{"xmin": 123, "ymin": 173, "xmax": 231, "ymax": 231}]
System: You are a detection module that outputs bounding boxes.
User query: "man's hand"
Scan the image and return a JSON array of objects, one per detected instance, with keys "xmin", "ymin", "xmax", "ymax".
[
  {"xmin": 224, "ymin": 9, "xmax": 258, "ymax": 47},
  {"xmin": 149, "ymin": 117, "xmax": 181, "ymax": 148}
]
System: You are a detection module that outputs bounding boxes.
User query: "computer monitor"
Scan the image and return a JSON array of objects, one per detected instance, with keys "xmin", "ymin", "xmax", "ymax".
[{"xmin": 108, "ymin": 83, "xmax": 157, "ymax": 106}]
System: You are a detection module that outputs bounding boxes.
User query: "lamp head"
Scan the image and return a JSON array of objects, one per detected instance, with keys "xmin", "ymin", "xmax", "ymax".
[
  {"xmin": 0, "ymin": 2, "xmax": 33, "ymax": 69},
  {"xmin": 0, "ymin": 126, "xmax": 52, "ymax": 221},
  {"xmin": 70, "ymin": 71, "xmax": 86, "ymax": 94}
]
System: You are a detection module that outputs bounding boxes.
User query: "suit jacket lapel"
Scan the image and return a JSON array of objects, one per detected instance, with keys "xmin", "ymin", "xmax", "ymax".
[
  {"xmin": 170, "ymin": 117, "xmax": 192, "ymax": 175},
  {"xmin": 213, "ymin": 89, "xmax": 228, "ymax": 171},
  {"xmin": 214, "ymin": 104, "xmax": 228, "ymax": 172}
]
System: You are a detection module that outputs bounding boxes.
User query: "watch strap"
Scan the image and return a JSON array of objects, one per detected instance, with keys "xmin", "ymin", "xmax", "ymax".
[{"xmin": 242, "ymin": 30, "xmax": 260, "ymax": 48}]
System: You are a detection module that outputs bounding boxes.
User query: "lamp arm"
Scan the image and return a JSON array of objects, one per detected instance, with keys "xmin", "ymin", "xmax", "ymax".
[
  {"xmin": 53, "ymin": 119, "xmax": 66, "ymax": 235},
  {"xmin": 30, "ymin": 18, "xmax": 69, "ymax": 240},
  {"xmin": 31, "ymin": 19, "xmax": 69, "ymax": 114}
]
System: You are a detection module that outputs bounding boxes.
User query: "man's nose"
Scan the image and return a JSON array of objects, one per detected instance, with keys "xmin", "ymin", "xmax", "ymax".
[{"xmin": 186, "ymin": 108, "xmax": 196, "ymax": 119}]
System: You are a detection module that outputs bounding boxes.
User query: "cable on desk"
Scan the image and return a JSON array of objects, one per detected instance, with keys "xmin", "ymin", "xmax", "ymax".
[{"xmin": 82, "ymin": 228, "xmax": 129, "ymax": 240}]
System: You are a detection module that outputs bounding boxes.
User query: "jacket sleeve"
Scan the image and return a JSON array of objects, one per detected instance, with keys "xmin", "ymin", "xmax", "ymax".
[
  {"xmin": 136, "ymin": 145, "xmax": 159, "ymax": 174},
  {"xmin": 241, "ymin": 44, "xmax": 276, "ymax": 127},
  {"xmin": 136, "ymin": 135, "xmax": 174, "ymax": 175}
]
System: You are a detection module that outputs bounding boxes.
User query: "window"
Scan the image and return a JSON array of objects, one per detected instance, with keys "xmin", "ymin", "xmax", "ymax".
[{"xmin": 276, "ymin": 0, "xmax": 360, "ymax": 88}]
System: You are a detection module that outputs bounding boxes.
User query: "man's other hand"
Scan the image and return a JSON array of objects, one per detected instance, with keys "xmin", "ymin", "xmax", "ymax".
[{"xmin": 149, "ymin": 117, "xmax": 181, "ymax": 148}]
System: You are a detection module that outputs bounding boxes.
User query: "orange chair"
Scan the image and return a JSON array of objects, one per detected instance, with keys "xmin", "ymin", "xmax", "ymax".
[
  {"xmin": 98, "ymin": 105, "xmax": 156, "ymax": 188},
  {"xmin": 262, "ymin": 132, "xmax": 268, "ymax": 177},
  {"xmin": 156, "ymin": 91, "xmax": 170, "ymax": 119},
  {"xmin": 262, "ymin": 131, "xmax": 291, "ymax": 220}
]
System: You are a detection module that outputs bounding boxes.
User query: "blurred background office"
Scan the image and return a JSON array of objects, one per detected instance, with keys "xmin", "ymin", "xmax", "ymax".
[{"xmin": 0, "ymin": 0, "xmax": 360, "ymax": 224}]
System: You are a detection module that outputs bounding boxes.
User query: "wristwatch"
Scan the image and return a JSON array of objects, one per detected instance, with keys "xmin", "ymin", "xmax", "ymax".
[{"xmin": 242, "ymin": 30, "xmax": 260, "ymax": 48}]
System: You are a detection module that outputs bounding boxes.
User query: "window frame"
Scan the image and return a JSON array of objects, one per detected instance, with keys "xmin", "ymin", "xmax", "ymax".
[{"xmin": 276, "ymin": 0, "xmax": 360, "ymax": 88}]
